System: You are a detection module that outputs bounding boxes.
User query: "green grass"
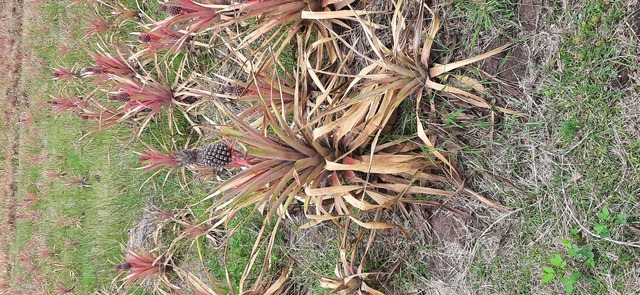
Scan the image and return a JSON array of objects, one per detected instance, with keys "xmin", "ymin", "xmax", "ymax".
[
  {"xmin": 9, "ymin": 1, "xmax": 156, "ymax": 293},
  {"xmin": 12, "ymin": 114, "xmax": 149, "ymax": 291},
  {"xmin": 13, "ymin": 84, "xmax": 149, "ymax": 289},
  {"xmin": 449, "ymin": 0, "xmax": 640, "ymax": 294}
]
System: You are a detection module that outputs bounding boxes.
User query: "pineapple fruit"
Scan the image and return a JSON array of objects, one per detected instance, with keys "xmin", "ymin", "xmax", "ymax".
[
  {"xmin": 158, "ymin": 3, "xmax": 182, "ymax": 16},
  {"xmin": 175, "ymin": 143, "xmax": 231, "ymax": 169},
  {"xmin": 165, "ymin": 6, "xmax": 182, "ymax": 16},
  {"xmin": 138, "ymin": 33, "xmax": 151, "ymax": 43}
]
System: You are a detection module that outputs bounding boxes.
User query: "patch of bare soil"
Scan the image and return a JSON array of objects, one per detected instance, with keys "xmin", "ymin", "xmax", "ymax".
[
  {"xmin": 0, "ymin": 0, "xmax": 23, "ymax": 293},
  {"xmin": 422, "ymin": 210, "xmax": 473, "ymax": 286},
  {"xmin": 424, "ymin": 0, "xmax": 554, "ymax": 290},
  {"xmin": 480, "ymin": 0, "xmax": 550, "ymax": 86},
  {"xmin": 480, "ymin": 0, "xmax": 547, "ymax": 86},
  {"xmin": 478, "ymin": 0, "xmax": 546, "ymax": 85},
  {"xmin": 367, "ymin": 207, "xmax": 477, "ymax": 294},
  {"xmin": 482, "ymin": 40, "xmax": 530, "ymax": 84},
  {"xmin": 518, "ymin": 0, "xmax": 542, "ymax": 31},
  {"xmin": 611, "ymin": 65, "xmax": 631, "ymax": 89}
]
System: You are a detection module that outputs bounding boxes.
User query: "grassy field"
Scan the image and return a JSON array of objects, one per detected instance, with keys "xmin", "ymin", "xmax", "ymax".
[
  {"xmin": 1, "ymin": 0, "xmax": 638, "ymax": 294},
  {"xmin": 443, "ymin": 0, "xmax": 640, "ymax": 294},
  {"xmin": 3, "ymin": 1, "xmax": 152, "ymax": 293}
]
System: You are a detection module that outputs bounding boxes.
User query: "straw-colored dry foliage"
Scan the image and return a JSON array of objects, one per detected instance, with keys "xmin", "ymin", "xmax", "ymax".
[{"xmin": 53, "ymin": 0, "xmax": 520, "ymax": 293}]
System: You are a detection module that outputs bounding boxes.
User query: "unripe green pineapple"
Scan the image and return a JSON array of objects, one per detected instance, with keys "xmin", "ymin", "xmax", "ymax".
[{"xmin": 175, "ymin": 143, "xmax": 231, "ymax": 169}]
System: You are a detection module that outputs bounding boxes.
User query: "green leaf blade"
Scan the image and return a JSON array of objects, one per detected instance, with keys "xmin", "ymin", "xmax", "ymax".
[
  {"xmin": 542, "ymin": 273, "xmax": 555, "ymax": 283},
  {"xmin": 550, "ymin": 254, "xmax": 564, "ymax": 266}
]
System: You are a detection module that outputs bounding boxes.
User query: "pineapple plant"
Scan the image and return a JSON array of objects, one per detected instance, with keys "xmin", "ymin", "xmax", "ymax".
[
  {"xmin": 139, "ymin": 142, "xmax": 241, "ymax": 176},
  {"xmin": 115, "ymin": 248, "xmax": 172, "ymax": 284}
]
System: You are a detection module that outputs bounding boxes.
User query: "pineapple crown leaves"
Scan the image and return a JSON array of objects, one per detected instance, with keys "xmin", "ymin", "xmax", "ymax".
[
  {"xmin": 88, "ymin": 45, "xmax": 133, "ymax": 77},
  {"xmin": 152, "ymin": 1, "xmax": 221, "ymax": 47},
  {"xmin": 55, "ymin": 94, "xmax": 118, "ymax": 134},
  {"xmin": 109, "ymin": 77, "xmax": 175, "ymax": 116},
  {"xmin": 131, "ymin": 27, "xmax": 187, "ymax": 58},
  {"xmin": 137, "ymin": 147, "xmax": 180, "ymax": 174},
  {"xmin": 82, "ymin": 10, "xmax": 111, "ymax": 37},
  {"xmin": 49, "ymin": 95, "xmax": 83, "ymax": 115},
  {"xmin": 119, "ymin": 247, "xmax": 167, "ymax": 285},
  {"xmin": 52, "ymin": 67, "xmax": 81, "ymax": 80}
]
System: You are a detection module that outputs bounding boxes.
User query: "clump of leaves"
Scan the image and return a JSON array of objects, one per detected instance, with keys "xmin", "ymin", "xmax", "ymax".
[
  {"xmin": 49, "ymin": 95, "xmax": 84, "ymax": 115},
  {"xmin": 137, "ymin": 146, "xmax": 181, "ymax": 174},
  {"xmin": 193, "ymin": 0, "xmax": 517, "ymax": 291},
  {"xmin": 593, "ymin": 206, "xmax": 628, "ymax": 238},
  {"xmin": 318, "ymin": 248, "xmax": 383, "ymax": 295},
  {"xmin": 82, "ymin": 9, "xmax": 112, "ymax": 37},
  {"xmin": 116, "ymin": 247, "xmax": 172, "ymax": 285},
  {"xmin": 52, "ymin": 67, "xmax": 81, "ymax": 80},
  {"xmin": 541, "ymin": 237, "xmax": 596, "ymax": 294},
  {"xmin": 52, "ymin": 0, "xmax": 527, "ymax": 292}
]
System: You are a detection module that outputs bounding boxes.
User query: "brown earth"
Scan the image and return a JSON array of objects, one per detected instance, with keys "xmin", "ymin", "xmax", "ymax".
[{"xmin": 0, "ymin": 0, "xmax": 23, "ymax": 293}]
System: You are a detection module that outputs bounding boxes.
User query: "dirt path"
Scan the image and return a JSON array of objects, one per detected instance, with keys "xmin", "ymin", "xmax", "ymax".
[{"xmin": 0, "ymin": 0, "xmax": 24, "ymax": 292}]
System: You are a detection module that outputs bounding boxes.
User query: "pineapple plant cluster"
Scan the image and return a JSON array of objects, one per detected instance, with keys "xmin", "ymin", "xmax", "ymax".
[{"xmin": 51, "ymin": 0, "xmax": 520, "ymax": 293}]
